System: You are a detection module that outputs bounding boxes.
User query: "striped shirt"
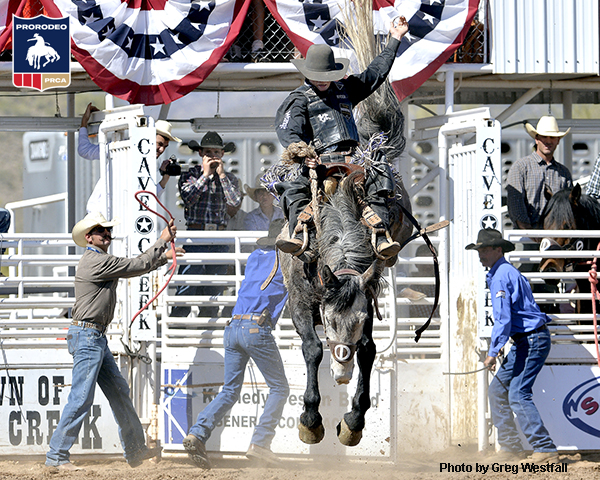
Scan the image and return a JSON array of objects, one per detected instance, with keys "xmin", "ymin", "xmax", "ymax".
[
  {"xmin": 506, "ymin": 151, "xmax": 572, "ymax": 227},
  {"xmin": 178, "ymin": 165, "xmax": 242, "ymax": 227}
]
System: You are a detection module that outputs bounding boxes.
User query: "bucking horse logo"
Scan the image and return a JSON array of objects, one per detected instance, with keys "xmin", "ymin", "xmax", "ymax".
[{"xmin": 26, "ymin": 33, "xmax": 60, "ymax": 70}]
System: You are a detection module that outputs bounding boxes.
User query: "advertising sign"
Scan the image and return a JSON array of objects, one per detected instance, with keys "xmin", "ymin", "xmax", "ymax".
[{"xmin": 0, "ymin": 368, "xmax": 121, "ymax": 455}]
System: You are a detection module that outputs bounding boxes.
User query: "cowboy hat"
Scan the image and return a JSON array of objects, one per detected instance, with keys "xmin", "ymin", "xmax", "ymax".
[
  {"xmin": 72, "ymin": 212, "xmax": 120, "ymax": 248},
  {"xmin": 291, "ymin": 44, "xmax": 350, "ymax": 82},
  {"xmin": 257, "ymin": 218, "xmax": 285, "ymax": 247},
  {"xmin": 525, "ymin": 115, "xmax": 571, "ymax": 140},
  {"xmin": 155, "ymin": 120, "xmax": 181, "ymax": 143},
  {"xmin": 465, "ymin": 228, "xmax": 515, "ymax": 253},
  {"xmin": 195, "ymin": 131, "xmax": 224, "ymax": 149},
  {"xmin": 244, "ymin": 175, "xmax": 268, "ymax": 202}
]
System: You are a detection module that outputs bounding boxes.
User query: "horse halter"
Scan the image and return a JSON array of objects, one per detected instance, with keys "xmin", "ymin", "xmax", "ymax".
[{"xmin": 321, "ymin": 268, "xmax": 370, "ymax": 364}]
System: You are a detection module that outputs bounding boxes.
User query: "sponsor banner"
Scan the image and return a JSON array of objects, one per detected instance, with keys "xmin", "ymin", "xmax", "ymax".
[
  {"xmin": 12, "ymin": 15, "xmax": 70, "ymax": 91},
  {"xmin": 526, "ymin": 366, "xmax": 600, "ymax": 450},
  {"xmin": 162, "ymin": 350, "xmax": 392, "ymax": 457},
  {"xmin": 0, "ymin": 368, "xmax": 120, "ymax": 454}
]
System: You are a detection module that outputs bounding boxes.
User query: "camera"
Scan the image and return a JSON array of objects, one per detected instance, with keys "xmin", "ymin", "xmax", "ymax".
[{"xmin": 160, "ymin": 155, "xmax": 182, "ymax": 176}]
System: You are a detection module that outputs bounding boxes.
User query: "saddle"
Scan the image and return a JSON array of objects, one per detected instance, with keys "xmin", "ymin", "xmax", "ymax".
[{"xmin": 316, "ymin": 162, "xmax": 365, "ymax": 201}]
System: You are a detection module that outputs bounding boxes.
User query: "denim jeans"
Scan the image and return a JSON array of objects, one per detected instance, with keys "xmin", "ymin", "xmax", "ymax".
[
  {"xmin": 188, "ymin": 318, "xmax": 289, "ymax": 449},
  {"xmin": 488, "ymin": 327, "xmax": 556, "ymax": 453},
  {"xmin": 171, "ymin": 243, "xmax": 229, "ymax": 318},
  {"xmin": 46, "ymin": 325, "xmax": 149, "ymax": 466}
]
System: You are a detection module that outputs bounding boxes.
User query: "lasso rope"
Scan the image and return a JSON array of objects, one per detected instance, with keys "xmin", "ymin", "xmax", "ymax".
[
  {"xmin": 588, "ymin": 241, "xmax": 600, "ymax": 370},
  {"xmin": 129, "ymin": 190, "xmax": 177, "ymax": 328}
]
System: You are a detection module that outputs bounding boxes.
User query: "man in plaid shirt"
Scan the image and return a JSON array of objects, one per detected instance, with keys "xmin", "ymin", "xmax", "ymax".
[
  {"xmin": 172, "ymin": 131, "xmax": 242, "ymax": 317},
  {"xmin": 507, "ymin": 116, "xmax": 572, "ymax": 230}
]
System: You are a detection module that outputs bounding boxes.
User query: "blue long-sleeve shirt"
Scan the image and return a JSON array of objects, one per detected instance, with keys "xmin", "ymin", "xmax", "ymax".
[
  {"xmin": 487, "ymin": 257, "xmax": 549, "ymax": 357},
  {"xmin": 232, "ymin": 248, "xmax": 287, "ymax": 322}
]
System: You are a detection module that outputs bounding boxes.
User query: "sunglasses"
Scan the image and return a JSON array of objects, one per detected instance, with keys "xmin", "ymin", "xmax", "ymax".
[{"xmin": 89, "ymin": 226, "xmax": 113, "ymax": 235}]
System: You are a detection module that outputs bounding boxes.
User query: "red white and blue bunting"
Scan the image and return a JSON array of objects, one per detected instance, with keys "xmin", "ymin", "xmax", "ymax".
[{"xmin": 0, "ymin": 0, "xmax": 478, "ymax": 105}]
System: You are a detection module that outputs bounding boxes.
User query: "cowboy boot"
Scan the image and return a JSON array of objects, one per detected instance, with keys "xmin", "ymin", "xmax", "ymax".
[
  {"xmin": 362, "ymin": 205, "xmax": 401, "ymax": 259},
  {"xmin": 276, "ymin": 204, "xmax": 317, "ymax": 262}
]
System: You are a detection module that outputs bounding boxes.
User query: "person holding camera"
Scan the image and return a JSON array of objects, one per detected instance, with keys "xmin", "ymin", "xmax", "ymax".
[
  {"xmin": 78, "ymin": 103, "xmax": 181, "ymax": 215},
  {"xmin": 171, "ymin": 131, "xmax": 242, "ymax": 318}
]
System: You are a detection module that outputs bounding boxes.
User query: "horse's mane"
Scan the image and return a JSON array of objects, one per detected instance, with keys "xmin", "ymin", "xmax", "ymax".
[
  {"xmin": 318, "ymin": 174, "xmax": 384, "ymax": 300},
  {"xmin": 319, "ymin": 175, "xmax": 373, "ymax": 273},
  {"xmin": 540, "ymin": 186, "xmax": 600, "ymax": 231}
]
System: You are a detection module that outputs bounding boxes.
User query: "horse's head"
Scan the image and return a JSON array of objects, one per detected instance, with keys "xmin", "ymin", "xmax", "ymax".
[
  {"xmin": 538, "ymin": 184, "xmax": 597, "ymax": 280},
  {"xmin": 320, "ymin": 262, "xmax": 380, "ymax": 385}
]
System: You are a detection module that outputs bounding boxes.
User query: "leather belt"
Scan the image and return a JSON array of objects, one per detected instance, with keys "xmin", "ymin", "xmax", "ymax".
[
  {"xmin": 71, "ymin": 320, "xmax": 107, "ymax": 335},
  {"xmin": 229, "ymin": 309, "xmax": 272, "ymax": 327},
  {"xmin": 232, "ymin": 314, "xmax": 262, "ymax": 321},
  {"xmin": 188, "ymin": 223, "xmax": 226, "ymax": 230},
  {"xmin": 511, "ymin": 324, "xmax": 548, "ymax": 342}
]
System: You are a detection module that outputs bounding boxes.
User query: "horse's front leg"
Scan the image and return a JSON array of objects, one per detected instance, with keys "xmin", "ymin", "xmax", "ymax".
[
  {"xmin": 337, "ymin": 321, "xmax": 376, "ymax": 446},
  {"xmin": 296, "ymin": 321, "xmax": 325, "ymax": 444}
]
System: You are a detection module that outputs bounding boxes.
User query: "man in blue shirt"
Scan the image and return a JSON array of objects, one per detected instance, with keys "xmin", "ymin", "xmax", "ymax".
[
  {"xmin": 466, "ymin": 228, "xmax": 558, "ymax": 464},
  {"xmin": 183, "ymin": 219, "xmax": 289, "ymax": 469}
]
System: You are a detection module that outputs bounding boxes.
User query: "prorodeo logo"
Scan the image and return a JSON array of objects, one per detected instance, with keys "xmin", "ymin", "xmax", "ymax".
[{"xmin": 12, "ymin": 15, "xmax": 70, "ymax": 91}]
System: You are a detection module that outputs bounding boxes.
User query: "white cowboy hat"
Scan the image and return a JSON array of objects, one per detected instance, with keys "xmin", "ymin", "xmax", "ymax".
[
  {"xmin": 291, "ymin": 44, "xmax": 350, "ymax": 82},
  {"xmin": 72, "ymin": 212, "xmax": 120, "ymax": 248},
  {"xmin": 244, "ymin": 174, "xmax": 268, "ymax": 202},
  {"xmin": 525, "ymin": 115, "xmax": 571, "ymax": 139},
  {"xmin": 155, "ymin": 120, "xmax": 181, "ymax": 143}
]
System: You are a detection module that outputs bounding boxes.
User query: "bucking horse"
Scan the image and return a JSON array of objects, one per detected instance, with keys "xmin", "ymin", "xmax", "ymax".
[{"xmin": 276, "ymin": 160, "xmax": 414, "ymax": 446}]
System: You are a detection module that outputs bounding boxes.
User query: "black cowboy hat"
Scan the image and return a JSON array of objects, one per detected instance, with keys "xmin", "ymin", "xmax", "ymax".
[
  {"xmin": 291, "ymin": 44, "xmax": 350, "ymax": 82},
  {"xmin": 465, "ymin": 228, "xmax": 515, "ymax": 253},
  {"xmin": 188, "ymin": 131, "xmax": 224, "ymax": 152},
  {"xmin": 189, "ymin": 132, "xmax": 237, "ymax": 154},
  {"xmin": 257, "ymin": 218, "xmax": 285, "ymax": 247}
]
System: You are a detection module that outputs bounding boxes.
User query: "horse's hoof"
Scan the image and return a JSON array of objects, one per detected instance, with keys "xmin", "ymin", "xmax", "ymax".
[
  {"xmin": 298, "ymin": 422, "xmax": 325, "ymax": 444},
  {"xmin": 336, "ymin": 419, "xmax": 362, "ymax": 446}
]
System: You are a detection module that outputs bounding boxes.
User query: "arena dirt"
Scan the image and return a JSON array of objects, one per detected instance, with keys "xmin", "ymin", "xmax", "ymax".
[{"xmin": 0, "ymin": 448, "xmax": 597, "ymax": 480}]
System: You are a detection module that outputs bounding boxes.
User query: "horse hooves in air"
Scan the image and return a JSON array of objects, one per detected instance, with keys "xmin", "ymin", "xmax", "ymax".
[
  {"xmin": 336, "ymin": 418, "xmax": 363, "ymax": 446},
  {"xmin": 298, "ymin": 422, "xmax": 325, "ymax": 444}
]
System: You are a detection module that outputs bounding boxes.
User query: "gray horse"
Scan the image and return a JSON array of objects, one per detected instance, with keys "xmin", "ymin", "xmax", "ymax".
[{"xmin": 279, "ymin": 170, "xmax": 412, "ymax": 446}]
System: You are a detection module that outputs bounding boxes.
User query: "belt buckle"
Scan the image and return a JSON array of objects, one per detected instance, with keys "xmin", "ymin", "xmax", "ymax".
[{"xmin": 205, "ymin": 223, "xmax": 217, "ymax": 231}]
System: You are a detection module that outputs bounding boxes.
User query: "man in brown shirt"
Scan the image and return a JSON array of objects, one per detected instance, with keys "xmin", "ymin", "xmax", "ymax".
[{"xmin": 46, "ymin": 212, "xmax": 183, "ymax": 471}]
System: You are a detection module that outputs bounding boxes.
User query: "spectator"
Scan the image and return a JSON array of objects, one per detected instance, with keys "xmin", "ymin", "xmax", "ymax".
[
  {"xmin": 506, "ymin": 115, "xmax": 572, "ymax": 230},
  {"xmin": 243, "ymin": 174, "xmax": 284, "ymax": 231},
  {"xmin": 79, "ymin": 103, "xmax": 181, "ymax": 215},
  {"xmin": 183, "ymin": 219, "xmax": 289, "ymax": 469},
  {"xmin": 0, "ymin": 207, "xmax": 10, "ymax": 254},
  {"xmin": 466, "ymin": 228, "xmax": 558, "ymax": 464},
  {"xmin": 274, "ymin": 17, "xmax": 409, "ymax": 262},
  {"xmin": 45, "ymin": 212, "xmax": 183, "ymax": 471},
  {"xmin": 171, "ymin": 132, "xmax": 242, "ymax": 318}
]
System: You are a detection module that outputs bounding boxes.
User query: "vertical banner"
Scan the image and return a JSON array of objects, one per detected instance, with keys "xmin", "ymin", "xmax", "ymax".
[
  {"xmin": 127, "ymin": 122, "xmax": 159, "ymax": 342},
  {"xmin": 475, "ymin": 119, "xmax": 502, "ymax": 338}
]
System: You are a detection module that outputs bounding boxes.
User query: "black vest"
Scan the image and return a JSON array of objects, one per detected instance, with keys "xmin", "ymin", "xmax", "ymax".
[{"xmin": 301, "ymin": 83, "xmax": 359, "ymax": 154}]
